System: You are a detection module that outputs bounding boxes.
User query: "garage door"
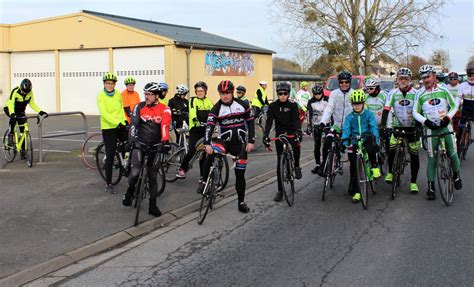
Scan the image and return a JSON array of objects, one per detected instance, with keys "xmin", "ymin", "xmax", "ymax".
[
  {"xmin": 11, "ymin": 52, "xmax": 56, "ymax": 113},
  {"xmin": 113, "ymin": 47, "xmax": 166, "ymax": 101},
  {"xmin": 60, "ymin": 50, "xmax": 109, "ymax": 114}
]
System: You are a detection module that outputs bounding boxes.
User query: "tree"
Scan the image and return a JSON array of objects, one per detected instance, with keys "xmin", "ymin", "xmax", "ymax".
[
  {"xmin": 273, "ymin": 57, "xmax": 301, "ymax": 72},
  {"xmin": 407, "ymin": 55, "xmax": 427, "ymax": 79},
  {"xmin": 430, "ymin": 49, "xmax": 451, "ymax": 72},
  {"xmin": 273, "ymin": 0, "xmax": 445, "ymax": 74},
  {"xmin": 307, "ymin": 54, "xmax": 336, "ymax": 78}
]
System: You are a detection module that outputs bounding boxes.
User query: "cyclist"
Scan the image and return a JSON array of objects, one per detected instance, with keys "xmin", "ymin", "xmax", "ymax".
[
  {"xmin": 4, "ymin": 79, "xmax": 48, "ymax": 152},
  {"xmin": 199, "ymin": 80, "xmax": 255, "ymax": 213},
  {"xmin": 251, "ymin": 80, "xmax": 269, "ymax": 118},
  {"xmin": 307, "ymin": 84, "xmax": 328, "ymax": 174},
  {"xmin": 121, "ymin": 77, "xmax": 140, "ymax": 125},
  {"xmin": 168, "ymin": 84, "xmax": 189, "ymax": 142},
  {"xmin": 381, "ymin": 67, "xmax": 420, "ymax": 193},
  {"xmin": 365, "ymin": 77, "xmax": 391, "ymax": 151},
  {"xmin": 436, "ymin": 71, "xmax": 447, "ymax": 88},
  {"xmin": 454, "ymin": 66, "xmax": 474, "ymax": 144},
  {"xmin": 122, "ymin": 82, "xmax": 172, "ymax": 217},
  {"xmin": 176, "ymin": 81, "xmax": 213, "ymax": 179},
  {"xmin": 263, "ymin": 82, "xmax": 302, "ymax": 202},
  {"xmin": 236, "ymin": 85, "xmax": 249, "ymax": 105},
  {"xmin": 413, "ymin": 64, "xmax": 462, "ymax": 200},
  {"xmin": 158, "ymin": 82, "xmax": 169, "ymax": 99},
  {"xmin": 447, "ymin": 72, "xmax": 462, "ymax": 140},
  {"xmin": 318, "ymin": 70, "xmax": 353, "ymax": 176},
  {"xmin": 97, "ymin": 72, "xmax": 128, "ymax": 194},
  {"xmin": 295, "ymin": 81, "xmax": 311, "ymax": 124},
  {"xmin": 341, "ymin": 89, "xmax": 380, "ymax": 203}
]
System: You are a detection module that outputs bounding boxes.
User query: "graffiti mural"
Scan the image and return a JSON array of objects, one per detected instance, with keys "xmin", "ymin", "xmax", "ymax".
[{"xmin": 205, "ymin": 50, "xmax": 254, "ymax": 76}]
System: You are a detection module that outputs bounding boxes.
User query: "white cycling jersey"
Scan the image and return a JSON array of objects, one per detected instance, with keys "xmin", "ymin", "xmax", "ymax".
[
  {"xmin": 366, "ymin": 90, "xmax": 392, "ymax": 127},
  {"xmin": 384, "ymin": 87, "xmax": 418, "ymax": 128},
  {"xmin": 321, "ymin": 88, "xmax": 353, "ymax": 129},
  {"xmin": 413, "ymin": 84, "xmax": 458, "ymax": 126},
  {"xmin": 295, "ymin": 89, "xmax": 311, "ymax": 111},
  {"xmin": 457, "ymin": 81, "xmax": 474, "ymax": 101}
]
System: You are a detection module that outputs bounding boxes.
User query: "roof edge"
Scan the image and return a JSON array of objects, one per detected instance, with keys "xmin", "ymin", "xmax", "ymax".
[{"xmin": 175, "ymin": 42, "xmax": 275, "ymax": 55}]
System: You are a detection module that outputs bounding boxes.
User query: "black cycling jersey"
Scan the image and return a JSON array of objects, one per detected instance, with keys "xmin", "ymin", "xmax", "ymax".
[
  {"xmin": 264, "ymin": 99, "xmax": 301, "ymax": 137},
  {"xmin": 168, "ymin": 95, "xmax": 189, "ymax": 123},
  {"xmin": 205, "ymin": 98, "xmax": 255, "ymax": 145}
]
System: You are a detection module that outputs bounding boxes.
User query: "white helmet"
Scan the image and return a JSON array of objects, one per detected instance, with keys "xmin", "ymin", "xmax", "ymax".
[
  {"xmin": 418, "ymin": 64, "xmax": 435, "ymax": 76},
  {"xmin": 397, "ymin": 67, "xmax": 412, "ymax": 78},
  {"xmin": 365, "ymin": 78, "xmax": 380, "ymax": 88},
  {"xmin": 176, "ymin": 84, "xmax": 189, "ymax": 95},
  {"xmin": 258, "ymin": 80, "xmax": 268, "ymax": 85}
]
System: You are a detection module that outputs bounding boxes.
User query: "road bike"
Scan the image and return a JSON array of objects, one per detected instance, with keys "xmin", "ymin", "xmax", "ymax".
[
  {"xmin": 321, "ymin": 128, "xmax": 343, "ymax": 201},
  {"xmin": 3, "ymin": 115, "xmax": 39, "ymax": 167},
  {"xmin": 390, "ymin": 129, "xmax": 416, "ymax": 200}
]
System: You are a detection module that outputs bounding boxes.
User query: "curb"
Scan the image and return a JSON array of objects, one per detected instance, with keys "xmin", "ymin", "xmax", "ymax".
[{"xmin": 1, "ymin": 155, "xmax": 314, "ymax": 286}]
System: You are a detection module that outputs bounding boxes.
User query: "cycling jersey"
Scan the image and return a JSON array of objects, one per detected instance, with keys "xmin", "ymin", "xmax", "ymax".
[
  {"xmin": 342, "ymin": 108, "xmax": 379, "ymax": 146},
  {"xmin": 121, "ymin": 90, "xmax": 140, "ymax": 124},
  {"xmin": 251, "ymin": 87, "xmax": 269, "ymax": 108},
  {"xmin": 366, "ymin": 91, "xmax": 389, "ymax": 126},
  {"xmin": 188, "ymin": 97, "xmax": 213, "ymax": 130},
  {"xmin": 5, "ymin": 87, "xmax": 42, "ymax": 115},
  {"xmin": 446, "ymin": 83, "xmax": 460, "ymax": 98},
  {"xmin": 168, "ymin": 95, "xmax": 189, "ymax": 124},
  {"xmin": 413, "ymin": 84, "xmax": 458, "ymax": 126},
  {"xmin": 384, "ymin": 87, "xmax": 417, "ymax": 128},
  {"xmin": 457, "ymin": 81, "xmax": 474, "ymax": 118},
  {"xmin": 307, "ymin": 97, "xmax": 328, "ymax": 126},
  {"xmin": 130, "ymin": 101, "xmax": 171, "ymax": 146},
  {"xmin": 97, "ymin": 89, "xmax": 127, "ymax": 130},
  {"xmin": 295, "ymin": 89, "xmax": 311, "ymax": 112},
  {"xmin": 264, "ymin": 100, "xmax": 301, "ymax": 136},
  {"xmin": 321, "ymin": 88, "xmax": 353, "ymax": 129},
  {"xmin": 205, "ymin": 98, "xmax": 255, "ymax": 145}
]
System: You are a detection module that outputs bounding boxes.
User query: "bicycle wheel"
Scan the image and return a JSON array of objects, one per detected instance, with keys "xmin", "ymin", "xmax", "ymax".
[
  {"xmin": 460, "ymin": 129, "xmax": 469, "ymax": 161},
  {"xmin": 95, "ymin": 143, "xmax": 122, "ymax": 185},
  {"xmin": 329, "ymin": 152, "xmax": 337, "ymax": 188},
  {"xmin": 81, "ymin": 133, "xmax": 102, "ymax": 169},
  {"xmin": 156, "ymin": 163, "xmax": 166, "ymax": 197},
  {"xmin": 378, "ymin": 146, "xmax": 388, "ymax": 176},
  {"xmin": 25, "ymin": 132, "xmax": 34, "ymax": 168},
  {"xmin": 2, "ymin": 129, "xmax": 16, "ymax": 162},
  {"xmin": 134, "ymin": 168, "xmax": 147, "ymax": 226},
  {"xmin": 280, "ymin": 151, "xmax": 295, "ymax": 207},
  {"xmin": 391, "ymin": 147, "xmax": 401, "ymax": 200},
  {"xmin": 322, "ymin": 151, "xmax": 333, "ymax": 201},
  {"xmin": 437, "ymin": 153, "xmax": 454, "ymax": 206},
  {"xmin": 215, "ymin": 155, "xmax": 229, "ymax": 193},
  {"xmin": 198, "ymin": 172, "xmax": 215, "ymax": 225},
  {"xmin": 357, "ymin": 156, "xmax": 368, "ymax": 209},
  {"xmin": 162, "ymin": 144, "xmax": 184, "ymax": 182}
]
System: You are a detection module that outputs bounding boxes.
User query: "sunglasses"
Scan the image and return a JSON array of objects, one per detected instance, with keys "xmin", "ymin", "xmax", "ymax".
[
  {"xmin": 339, "ymin": 80, "xmax": 350, "ymax": 84},
  {"xmin": 449, "ymin": 78, "xmax": 458, "ymax": 81},
  {"xmin": 236, "ymin": 91, "xmax": 244, "ymax": 94},
  {"xmin": 277, "ymin": 92, "xmax": 289, "ymax": 96},
  {"xmin": 313, "ymin": 92, "xmax": 323, "ymax": 95},
  {"xmin": 367, "ymin": 87, "xmax": 376, "ymax": 91},
  {"xmin": 144, "ymin": 92, "xmax": 155, "ymax": 96}
]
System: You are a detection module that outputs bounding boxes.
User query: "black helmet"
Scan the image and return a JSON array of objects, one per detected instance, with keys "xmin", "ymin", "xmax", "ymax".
[
  {"xmin": 143, "ymin": 82, "xmax": 160, "ymax": 94},
  {"xmin": 312, "ymin": 85, "xmax": 323, "ymax": 94},
  {"xmin": 217, "ymin": 80, "xmax": 235, "ymax": 94},
  {"xmin": 20, "ymin": 79, "xmax": 32, "ymax": 94},
  {"xmin": 466, "ymin": 66, "xmax": 474, "ymax": 75},
  {"xmin": 236, "ymin": 85, "xmax": 246, "ymax": 93},
  {"xmin": 194, "ymin": 81, "xmax": 208, "ymax": 91},
  {"xmin": 436, "ymin": 71, "xmax": 446, "ymax": 82},
  {"xmin": 337, "ymin": 70, "xmax": 352, "ymax": 81},
  {"xmin": 276, "ymin": 82, "xmax": 291, "ymax": 93}
]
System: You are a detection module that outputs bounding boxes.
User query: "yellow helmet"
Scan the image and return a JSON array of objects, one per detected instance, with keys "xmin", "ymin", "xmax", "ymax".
[
  {"xmin": 350, "ymin": 89, "xmax": 367, "ymax": 103},
  {"xmin": 300, "ymin": 81, "xmax": 309, "ymax": 88},
  {"xmin": 103, "ymin": 72, "xmax": 117, "ymax": 82}
]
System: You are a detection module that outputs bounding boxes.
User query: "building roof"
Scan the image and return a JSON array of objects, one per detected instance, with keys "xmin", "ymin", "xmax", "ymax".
[
  {"xmin": 273, "ymin": 68, "xmax": 321, "ymax": 81},
  {"xmin": 83, "ymin": 10, "xmax": 274, "ymax": 54}
]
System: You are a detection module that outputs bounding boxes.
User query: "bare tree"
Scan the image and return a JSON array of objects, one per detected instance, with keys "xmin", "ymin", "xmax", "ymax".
[
  {"xmin": 292, "ymin": 49, "xmax": 319, "ymax": 73},
  {"xmin": 407, "ymin": 55, "xmax": 427, "ymax": 79},
  {"xmin": 273, "ymin": 57, "xmax": 302, "ymax": 72},
  {"xmin": 273, "ymin": 0, "xmax": 445, "ymax": 74}
]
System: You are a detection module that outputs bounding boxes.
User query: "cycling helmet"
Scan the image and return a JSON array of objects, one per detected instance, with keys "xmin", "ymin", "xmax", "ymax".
[
  {"xmin": 300, "ymin": 81, "xmax": 309, "ymax": 88},
  {"xmin": 194, "ymin": 81, "xmax": 208, "ymax": 91},
  {"xmin": 396, "ymin": 67, "xmax": 412, "ymax": 78},
  {"xmin": 158, "ymin": 82, "xmax": 169, "ymax": 91},
  {"xmin": 143, "ymin": 82, "xmax": 160, "ymax": 94},
  {"xmin": 20, "ymin": 79, "xmax": 32, "ymax": 94},
  {"xmin": 258, "ymin": 80, "xmax": 268, "ymax": 86},
  {"xmin": 337, "ymin": 70, "xmax": 352, "ymax": 81},
  {"xmin": 436, "ymin": 71, "xmax": 446, "ymax": 82},
  {"xmin": 124, "ymin": 77, "xmax": 136, "ymax": 85},
  {"xmin": 448, "ymin": 72, "xmax": 459, "ymax": 80},
  {"xmin": 466, "ymin": 66, "xmax": 474, "ymax": 75},
  {"xmin": 217, "ymin": 80, "xmax": 235, "ymax": 94},
  {"xmin": 276, "ymin": 82, "xmax": 291, "ymax": 93},
  {"xmin": 236, "ymin": 85, "xmax": 246, "ymax": 93},
  {"xmin": 350, "ymin": 89, "xmax": 367, "ymax": 103},
  {"xmin": 103, "ymin": 72, "xmax": 117, "ymax": 82},
  {"xmin": 312, "ymin": 85, "xmax": 323, "ymax": 94},
  {"xmin": 418, "ymin": 64, "xmax": 435, "ymax": 76},
  {"xmin": 176, "ymin": 84, "xmax": 189, "ymax": 95},
  {"xmin": 364, "ymin": 77, "xmax": 380, "ymax": 88}
]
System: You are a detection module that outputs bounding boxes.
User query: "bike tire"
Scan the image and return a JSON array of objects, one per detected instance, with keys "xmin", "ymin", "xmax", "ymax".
[
  {"xmin": 322, "ymin": 151, "xmax": 333, "ymax": 201},
  {"xmin": 391, "ymin": 147, "xmax": 401, "ymax": 200},
  {"xmin": 163, "ymin": 143, "xmax": 184, "ymax": 182},
  {"xmin": 81, "ymin": 133, "xmax": 102, "ymax": 169},
  {"xmin": 156, "ymin": 164, "xmax": 166, "ymax": 197},
  {"xmin": 95, "ymin": 143, "xmax": 122, "ymax": 186},
  {"xmin": 461, "ymin": 129, "xmax": 469, "ymax": 161},
  {"xmin": 25, "ymin": 132, "xmax": 34, "ymax": 168},
  {"xmin": 198, "ymin": 174, "xmax": 214, "ymax": 225},
  {"xmin": 2, "ymin": 129, "xmax": 16, "ymax": 162},
  {"xmin": 437, "ymin": 153, "xmax": 454, "ymax": 206},
  {"xmin": 215, "ymin": 155, "xmax": 229, "ymax": 193},
  {"xmin": 134, "ymin": 168, "xmax": 147, "ymax": 226},
  {"xmin": 280, "ymin": 151, "xmax": 295, "ymax": 207},
  {"xmin": 329, "ymin": 151, "xmax": 337, "ymax": 189},
  {"xmin": 357, "ymin": 156, "xmax": 368, "ymax": 209}
]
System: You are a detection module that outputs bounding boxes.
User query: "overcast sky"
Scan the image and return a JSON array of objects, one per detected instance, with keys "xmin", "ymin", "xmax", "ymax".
[{"xmin": 0, "ymin": 0, "xmax": 472, "ymax": 72}]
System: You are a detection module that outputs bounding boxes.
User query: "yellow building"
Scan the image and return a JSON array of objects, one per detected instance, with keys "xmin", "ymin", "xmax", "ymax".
[{"xmin": 0, "ymin": 10, "xmax": 274, "ymax": 114}]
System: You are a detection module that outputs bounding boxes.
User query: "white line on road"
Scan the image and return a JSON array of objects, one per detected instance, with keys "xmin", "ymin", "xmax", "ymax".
[{"xmin": 34, "ymin": 149, "xmax": 71, "ymax": 153}]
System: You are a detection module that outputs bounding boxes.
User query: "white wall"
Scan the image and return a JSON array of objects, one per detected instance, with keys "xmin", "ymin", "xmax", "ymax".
[{"xmin": 0, "ymin": 53, "xmax": 10, "ymax": 110}]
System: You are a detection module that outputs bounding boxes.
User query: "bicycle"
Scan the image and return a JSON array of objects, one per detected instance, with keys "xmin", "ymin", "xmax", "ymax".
[
  {"xmin": 390, "ymin": 128, "xmax": 415, "ymax": 200},
  {"xmin": 267, "ymin": 133, "xmax": 296, "ymax": 207},
  {"xmin": 320, "ymin": 128, "xmax": 343, "ymax": 202},
  {"xmin": 377, "ymin": 129, "xmax": 390, "ymax": 176},
  {"xmin": 95, "ymin": 139, "xmax": 131, "ymax": 186},
  {"xmin": 424, "ymin": 132, "xmax": 456, "ymax": 206},
  {"xmin": 457, "ymin": 117, "xmax": 472, "ymax": 161},
  {"xmin": 198, "ymin": 148, "xmax": 235, "ymax": 225},
  {"xmin": 343, "ymin": 134, "xmax": 377, "ymax": 209},
  {"xmin": 81, "ymin": 132, "xmax": 102, "ymax": 169},
  {"xmin": 132, "ymin": 142, "xmax": 166, "ymax": 226},
  {"xmin": 2, "ymin": 115, "xmax": 39, "ymax": 167}
]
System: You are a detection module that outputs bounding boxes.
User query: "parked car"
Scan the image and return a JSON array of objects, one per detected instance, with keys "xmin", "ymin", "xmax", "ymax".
[
  {"xmin": 323, "ymin": 75, "xmax": 365, "ymax": 97},
  {"xmin": 379, "ymin": 77, "xmax": 395, "ymax": 92}
]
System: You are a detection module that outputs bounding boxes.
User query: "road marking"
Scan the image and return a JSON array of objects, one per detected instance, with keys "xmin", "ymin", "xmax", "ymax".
[
  {"xmin": 34, "ymin": 149, "xmax": 71, "ymax": 153},
  {"xmin": 31, "ymin": 138, "xmax": 87, "ymax": 142},
  {"xmin": 46, "ymin": 130, "xmax": 68, "ymax": 134}
]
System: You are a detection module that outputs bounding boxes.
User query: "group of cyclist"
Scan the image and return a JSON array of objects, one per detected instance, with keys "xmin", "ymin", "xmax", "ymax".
[{"xmin": 3, "ymin": 62, "xmax": 473, "ymax": 215}]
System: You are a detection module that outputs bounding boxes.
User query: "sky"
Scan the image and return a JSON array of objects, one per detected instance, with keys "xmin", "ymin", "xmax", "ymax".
[{"xmin": 0, "ymin": 0, "xmax": 472, "ymax": 73}]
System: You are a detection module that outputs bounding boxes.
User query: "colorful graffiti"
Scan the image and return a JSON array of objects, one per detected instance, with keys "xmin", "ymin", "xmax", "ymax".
[{"xmin": 205, "ymin": 50, "xmax": 254, "ymax": 76}]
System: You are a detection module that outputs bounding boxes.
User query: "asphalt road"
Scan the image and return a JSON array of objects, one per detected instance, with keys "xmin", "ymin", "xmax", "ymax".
[{"xmin": 61, "ymin": 149, "xmax": 474, "ymax": 286}]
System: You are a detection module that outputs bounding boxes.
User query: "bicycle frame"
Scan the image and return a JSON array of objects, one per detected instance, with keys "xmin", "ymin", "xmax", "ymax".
[{"xmin": 11, "ymin": 122, "xmax": 30, "ymax": 152}]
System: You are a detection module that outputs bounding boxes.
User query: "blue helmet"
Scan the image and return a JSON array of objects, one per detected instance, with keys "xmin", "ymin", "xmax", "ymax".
[{"xmin": 158, "ymin": 82, "xmax": 169, "ymax": 91}]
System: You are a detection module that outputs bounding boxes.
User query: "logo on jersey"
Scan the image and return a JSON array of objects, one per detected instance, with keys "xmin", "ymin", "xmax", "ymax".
[
  {"xmin": 141, "ymin": 115, "xmax": 162, "ymax": 124},
  {"xmin": 398, "ymin": 99, "xmax": 411, "ymax": 106},
  {"xmin": 428, "ymin": 98, "xmax": 441, "ymax": 106}
]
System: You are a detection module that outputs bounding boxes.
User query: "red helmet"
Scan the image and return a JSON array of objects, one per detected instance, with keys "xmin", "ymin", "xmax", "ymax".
[
  {"xmin": 448, "ymin": 72, "xmax": 459, "ymax": 80},
  {"xmin": 217, "ymin": 80, "xmax": 235, "ymax": 94}
]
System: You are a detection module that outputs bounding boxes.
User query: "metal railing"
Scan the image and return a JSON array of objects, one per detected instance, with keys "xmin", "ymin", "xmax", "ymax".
[{"xmin": 38, "ymin": 111, "xmax": 88, "ymax": 163}]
